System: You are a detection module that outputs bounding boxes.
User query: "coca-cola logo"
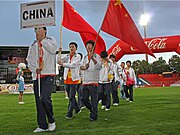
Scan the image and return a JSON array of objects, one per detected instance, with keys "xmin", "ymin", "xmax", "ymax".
[
  {"xmin": 111, "ymin": 44, "xmax": 121, "ymax": 55},
  {"xmin": 145, "ymin": 38, "xmax": 167, "ymax": 50}
]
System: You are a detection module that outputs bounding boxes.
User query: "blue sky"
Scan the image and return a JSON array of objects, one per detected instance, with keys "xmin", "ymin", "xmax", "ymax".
[{"xmin": 0, "ymin": 0, "xmax": 180, "ymax": 63}]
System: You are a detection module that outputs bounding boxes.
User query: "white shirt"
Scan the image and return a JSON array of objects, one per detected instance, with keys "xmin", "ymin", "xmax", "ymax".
[
  {"xmin": 99, "ymin": 59, "xmax": 114, "ymax": 84},
  {"xmin": 81, "ymin": 53, "xmax": 102, "ymax": 84},
  {"xmin": 124, "ymin": 67, "xmax": 137, "ymax": 85},
  {"xmin": 112, "ymin": 62, "xmax": 121, "ymax": 82},
  {"xmin": 60, "ymin": 53, "xmax": 81, "ymax": 81},
  {"xmin": 26, "ymin": 37, "xmax": 57, "ymax": 80}
]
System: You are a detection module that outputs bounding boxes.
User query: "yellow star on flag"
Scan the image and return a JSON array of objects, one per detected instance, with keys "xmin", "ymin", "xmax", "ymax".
[
  {"xmin": 114, "ymin": 0, "xmax": 122, "ymax": 8},
  {"xmin": 72, "ymin": 8, "xmax": 78, "ymax": 13},
  {"xmin": 125, "ymin": 13, "xmax": 128, "ymax": 17}
]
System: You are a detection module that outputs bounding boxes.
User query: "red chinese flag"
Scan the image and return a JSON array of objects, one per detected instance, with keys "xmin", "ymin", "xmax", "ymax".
[
  {"xmin": 101, "ymin": 0, "xmax": 155, "ymax": 57},
  {"xmin": 62, "ymin": 0, "xmax": 106, "ymax": 54}
]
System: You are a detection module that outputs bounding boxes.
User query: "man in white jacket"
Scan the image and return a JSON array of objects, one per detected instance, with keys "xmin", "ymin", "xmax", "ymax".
[
  {"xmin": 109, "ymin": 54, "xmax": 121, "ymax": 106},
  {"xmin": 80, "ymin": 40, "xmax": 102, "ymax": 121},
  {"xmin": 98, "ymin": 51, "xmax": 114, "ymax": 111},
  {"xmin": 58, "ymin": 42, "xmax": 81, "ymax": 119},
  {"xmin": 26, "ymin": 27, "xmax": 57, "ymax": 133}
]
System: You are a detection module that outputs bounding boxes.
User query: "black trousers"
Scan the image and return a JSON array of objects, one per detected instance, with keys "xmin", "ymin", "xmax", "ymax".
[
  {"xmin": 111, "ymin": 81, "xmax": 120, "ymax": 104},
  {"xmin": 125, "ymin": 85, "xmax": 134, "ymax": 101},
  {"xmin": 81, "ymin": 85, "xmax": 98, "ymax": 120},
  {"xmin": 77, "ymin": 84, "xmax": 85, "ymax": 108},
  {"xmin": 98, "ymin": 83, "xmax": 111, "ymax": 109},
  {"xmin": 33, "ymin": 76, "xmax": 55, "ymax": 129},
  {"xmin": 65, "ymin": 84, "xmax": 80, "ymax": 117}
]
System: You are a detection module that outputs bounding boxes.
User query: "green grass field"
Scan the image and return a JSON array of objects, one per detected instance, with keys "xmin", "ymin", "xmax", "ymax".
[{"xmin": 0, "ymin": 87, "xmax": 180, "ymax": 135}]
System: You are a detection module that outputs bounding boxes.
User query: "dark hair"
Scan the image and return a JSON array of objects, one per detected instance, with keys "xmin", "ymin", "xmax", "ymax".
[
  {"xmin": 34, "ymin": 27, "xmax": 47, "ymax": 36},
  {"xmin": 121, "ymin": 62, "xmax": 125, "ymax": 65},
  {"xmin": 43, "ymin": 27, "xmax": 47, "ymax": 36},
  {"xmin": 69, "ymin": 42, "xmax": 78, "ymax": 49},
  {"xmin": 78, "ymin": 53, "xmax": 83, "ymax": 60},
  {"xmin": 126, "ymin": 60, "xmax": 131, "ymax": 65},
  {"xmin": 34, "ymin": 27, "xmax": 47, "ymax": 31},
  {"xmin": 100, "ymin": 51, "xmax": 108, "ymax": 58},
  {"xmin": 85, "ymin": 40, "xmax": 95, "ymax": 47},
  {"xmin": 109, "ymin": 54, "xmax": 116, "ymax": 59},
  {"xmin": 42, "ymin": 27, "xmax": 47, "ymax": 30}
]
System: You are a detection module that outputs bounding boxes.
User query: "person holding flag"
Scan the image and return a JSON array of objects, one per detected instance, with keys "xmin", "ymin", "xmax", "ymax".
[
  {"xmin": 58, "ymin": 42, "xmax": 81, "ymax": 119},
  {"xmin": 26, "ymin": 27, "xmax": 57, "ymax": 133},
  {"xmin": 80, "ymin": 40, "xmax": 102, "ymax": 121}
]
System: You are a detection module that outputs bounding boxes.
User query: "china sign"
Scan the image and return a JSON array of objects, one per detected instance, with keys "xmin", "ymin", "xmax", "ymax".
[{"xmin": 20, "ymin": 0, "xmax": 55, "ymax": 29}]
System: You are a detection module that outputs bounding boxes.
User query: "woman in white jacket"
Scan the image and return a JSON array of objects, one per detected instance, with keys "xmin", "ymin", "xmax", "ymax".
[{"xmin": 124, "ymin": 60, "xmax": 137, "ymax": 102}]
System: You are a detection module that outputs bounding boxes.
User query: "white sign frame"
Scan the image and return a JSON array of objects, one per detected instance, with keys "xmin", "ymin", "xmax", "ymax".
[{"xmin": 20, "ymin": 0, "xmax": 55, "ymax": 29}]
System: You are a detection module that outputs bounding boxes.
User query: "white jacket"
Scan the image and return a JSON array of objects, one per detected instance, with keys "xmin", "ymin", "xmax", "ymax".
[
  {"xmin": 123, "ymin": 67, "xmax": 137, "ymax": 85},
  {"xmin": 112, "ymin": 62, "xmax": 121, "ymax": 82},
  {"xmin": 60, "ymin": 53, "xmax": 81, "ymax": 81},
  {"xmin": 99, "ymin": 59, "xmax": 114, "ymax": 84},
  {"xmin": 26, "ymin": 37, "xmax": 57, "ymax": 80},
  {"xmin": 81, "ymin": 53, "xmax": 102, "ymax": 84}
]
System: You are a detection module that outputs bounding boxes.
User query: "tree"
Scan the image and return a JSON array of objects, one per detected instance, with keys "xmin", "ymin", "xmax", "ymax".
[
  {"xmin": 132, "ymin": 60, "xmax": 142, "ymax": 74},
  {"xmin": 132, "ymin": 60, "xmax": 152, "ymax": 74},
  {"xmin": 169, "ymin": 55, "xmax": 180, "ymax": 73},
  {"xmin": 151, "ymin": 57, "xmax": 171, "ymax": 74}
]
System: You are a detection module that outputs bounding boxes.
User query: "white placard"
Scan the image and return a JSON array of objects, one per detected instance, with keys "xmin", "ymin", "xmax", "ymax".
[{"xmin": 20, "ymin": 0, "xmax": 55, "ymax": 29}]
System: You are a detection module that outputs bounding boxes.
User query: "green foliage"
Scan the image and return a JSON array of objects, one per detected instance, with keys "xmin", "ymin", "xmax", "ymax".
[
  {"xmin": 169, "ymin": 55, "xmax": 180, "ymax": 73},
  {"xmin": 151, "ymin": 57, "xmax": 171, "ymax": 74},
  {"xmin": 132, "ymin": 56, "xmax": 179, "ymax": 74},
  {"xmin": 0, "ymin": 87, "xmax": 180, "ymax": 135},
  {"xmin": 132, "ymin": 60, "xmax": 152, "ymax": 74}
]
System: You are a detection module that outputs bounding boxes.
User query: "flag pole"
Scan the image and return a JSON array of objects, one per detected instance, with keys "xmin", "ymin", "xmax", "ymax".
[
  {"xmin": 59, "ymin": 0, "xmax": 64, "ymax": 57},
  {"xmin": 93, "ymin": 1, "xmax": 110, "ymax": 52},
  {"xmin": 37, "ymin": 41, "xmax": 41, "ymax": 98},
  {"xmin": 58, "ymin": 0, "xmax": 64, "ymax": 91}
]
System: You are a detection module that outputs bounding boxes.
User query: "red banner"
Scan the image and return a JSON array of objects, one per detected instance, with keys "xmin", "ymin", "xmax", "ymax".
[{"xmin": 108, "ymin": 35, "xmax": 180, "ymax": 61}]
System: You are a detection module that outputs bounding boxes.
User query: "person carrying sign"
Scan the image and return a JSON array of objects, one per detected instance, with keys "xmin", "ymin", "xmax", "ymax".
[{"xmin": 26, "ymin": 27, "xmax": 57, "ymax": 133}]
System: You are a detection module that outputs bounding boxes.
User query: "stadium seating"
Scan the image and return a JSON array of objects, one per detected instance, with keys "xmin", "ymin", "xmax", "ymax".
[{"xmin": 138, "ymin": 73, "xmax": 180, "ymax": 87}]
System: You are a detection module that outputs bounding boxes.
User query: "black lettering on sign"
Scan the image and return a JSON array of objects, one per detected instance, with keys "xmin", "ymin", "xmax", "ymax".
[
  {"xmin": 36, "ymin": 9, "xmax": 39, "ymax": 19},
  {"xmin": 22, "ymin": 7, "xmax": 54, "ymax": 20},
  {"xmin": 40, "ymin": 8, "xmax": 46, "ymax": 18},
  {"xmin": 29, "ymin": 10, "xmax": 35, "ymax": 20},
  {"xmin": 23, "ymin": 11, "xmax": 28, "ymax": 20},
  {"xmin": 47, "ymin": 7, "xmax": 54, "ymax": 17}
]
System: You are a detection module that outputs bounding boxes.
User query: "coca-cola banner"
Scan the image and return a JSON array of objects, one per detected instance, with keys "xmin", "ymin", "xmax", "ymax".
[{"xmin": 108, "ymin": 35, "xmax": 180, "ymax": 61}]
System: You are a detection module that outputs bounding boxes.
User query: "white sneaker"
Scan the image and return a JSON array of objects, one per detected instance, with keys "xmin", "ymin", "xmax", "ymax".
[
  {"xmin": 126, "ymin": 98, "xmax": 129, "ymax": 101},
  {"xmin": 80, "ymin": 106, "xmax": 86, "ymax": 110},
  {"xmin": 65, "ymin": 96, "xmax": 69, "ymax": 99},
  {"xmin": 19, "ymin": 102, "xmax": 24, "ymax": 104},
  {"xmin": 101, "ymin": 105, "xmax": 106, "ymax": 110},
  {"xmin": 33, "ymin": 127, "xmax": 48, "ymax": 133},
  {"xmin": 98, "ymin": 100, "xmax": 102, "ymax": 104},
  {"xmin": 113, "ymin": 103, "xmax": 119, "ymax": 106},
  {"xmin": 48, "ymin": 122, "xmax": 56, "ymax": 132},
  {"xmin": 105, "ymin": 108, "xmax": 110, "ymax": 111}
]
